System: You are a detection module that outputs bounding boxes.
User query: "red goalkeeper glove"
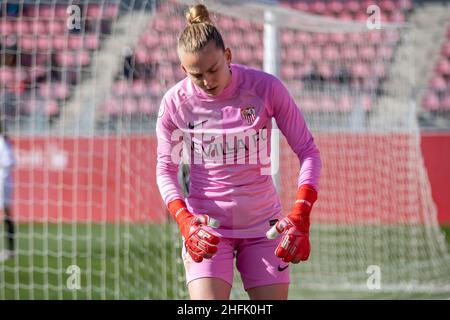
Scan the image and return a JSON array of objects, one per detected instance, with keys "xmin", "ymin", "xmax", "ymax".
[
  {"xmin": 266, "ymin": 185, "xmax": 317, "ymax": 263},
  {"xmin": 168, "ymin": 199, "xmax": 220, "ymax": 263}
]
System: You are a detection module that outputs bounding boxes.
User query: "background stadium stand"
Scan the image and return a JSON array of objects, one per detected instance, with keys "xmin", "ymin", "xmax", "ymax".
[
  {"xmin": 101, "ymin": 0, "xmax": 413, "ymax": 131},
  {"xmin": 0, "ymin": 1, "xmax": 119, "ymax": 133},
  {"xmin": 0, "ymin": 0, "xmax": 449, "ymax": 132}
]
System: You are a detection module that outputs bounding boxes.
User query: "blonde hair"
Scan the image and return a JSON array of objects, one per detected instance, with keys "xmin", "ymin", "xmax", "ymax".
[{"xmin": 178, "ymin": 4, "xmax": 225, "ymax": 53}]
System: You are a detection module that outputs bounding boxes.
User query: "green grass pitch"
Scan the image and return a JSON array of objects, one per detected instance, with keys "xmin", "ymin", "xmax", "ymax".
[{"xmin": 1, "ymin": 223, "xmax": 449, "ymax": 299}]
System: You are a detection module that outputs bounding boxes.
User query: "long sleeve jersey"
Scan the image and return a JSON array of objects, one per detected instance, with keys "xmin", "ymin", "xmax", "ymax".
[{"xmin": 156, "ymin": 64, "xmax": 321, "ymax": 238}]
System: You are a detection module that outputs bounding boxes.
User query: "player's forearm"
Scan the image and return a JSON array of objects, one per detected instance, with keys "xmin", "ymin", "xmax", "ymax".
[
  {"xmin": 297, "ymin": 148, "xmax": 322, "ymax": 192},
  {"xmin": 156, "ymin": 161, "xmax": 185, "ymax": 205}
]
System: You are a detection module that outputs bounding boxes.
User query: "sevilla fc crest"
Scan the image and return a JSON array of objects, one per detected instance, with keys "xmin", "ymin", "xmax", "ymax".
[{"xmin": 240, "ymin": 106, "xmax": 257, "ymax": 125}]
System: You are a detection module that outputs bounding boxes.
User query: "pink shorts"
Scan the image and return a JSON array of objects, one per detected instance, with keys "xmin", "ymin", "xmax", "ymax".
[{"xmin": 182, "ymin": 236, "xmax": 290, "ymax": 291}]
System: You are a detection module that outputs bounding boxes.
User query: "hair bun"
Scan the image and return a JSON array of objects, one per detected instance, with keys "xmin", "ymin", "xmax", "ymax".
[{"xmin": 186, "ymin": 4, "xmax": 212, "ymax": 25}]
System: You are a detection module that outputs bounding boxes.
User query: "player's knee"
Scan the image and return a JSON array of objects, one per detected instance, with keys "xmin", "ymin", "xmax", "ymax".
[{"xmin": 188, "ymin": 277, "xmax": 231, "ymax": 300}]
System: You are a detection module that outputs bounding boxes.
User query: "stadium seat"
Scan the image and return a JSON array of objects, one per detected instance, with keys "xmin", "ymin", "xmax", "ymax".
[
  {"xmin": 0, "ymin": 67, "xmax": 15, "ymax": 83},
  {"xmin": 23, "ymin": 5, "xmax": 38, "ymax": 17},
  {"xmin": 254, "ymin": 47, "xmax": 264, "ymax": 63},
  {"xmin": 30, "ymin": 19, "xmax": 50, "ymax": 35},
  {"xmin": 0, "ymin": 20, "xmax": 14, "ymax": 35},
  {"xmin": 37, "ymin": 36, "xmax": 52, "ymax": 52},
  {"xmin": 56, "ymin": 52, "xmax": 73, "ymax": 67},
  {"xmin": 151, "ymin": 18, "xmax": 167, "ymax": 32},
  {"xmin": 281, "ymin": 64, "xmax": 297, "ymax": 80},
  {"xmin": 287, "ymin": 47, "xmax": 304, "ymax": 61},
  {"xmin": 84, "ymin": 34, "xmax": 100, "ymax": 50},
  {"xmin": 310, "ymin": 1, "xmax": 327, "ymax": 15},
  {"xmin": 329, "ymin": 32, "xmax": 346, "ymax": 45},
  {"xmin": 86, "ymin": 4, "xmax": 102, "ymax": 18},
  {"xmin": 354, "ymin": 11, "xmax": 369, "ymax": 22},
  {"xmin": 235, "ymin": 47, "xmax": 253, "ymax": 64},
  {"xmin": 39, "ymin": 5, "xmax": 55, "ymax": 18},
  {"xmin": 299, "ymin": 96, "xmax": 315, "ymax": 112},
  {"xmin": 104, "ymin": 4, "xmax": 120, "ymax": 19},
  {"xmin": 285, "ymin": 80, "xmax": 304, "ymax": 93},
  {"xmin": 16, "ymin": 20, "xmax": 31, "ymax": 34},
  {"xmin": 385, "ymin": 30, "xmax": 401, "ymax": 44},
  {"xmin": 55, "ymin": 51, "xmax": 91, "ymax": 68},
  {"xmin": 346, "ymin": 32, "xmax": 365, "ymax": 45},
  {"xmin": 320, "ymin": 96, "xmax": 335, "ymax": 112},
  {"xmin": 158, "ymin": 63, "xmax": 175, "ymax": 80},
  {"xmin": 280, "ymin": 47, "xmax": 289, "ymax": 61},
  {"xmin": 134, "ymin": 47, "xmax": 149, "ymax": 64},
  {"xmin": 380, "ymin": 0, "xmax": 396, "ymax": 12},
  {"xmin": 390, "ymin": 11, "xmax": 406, "ymax": 23},
  {"xmin": 118, "ymin": 98, "xmax": 135, "ymax": 115},
  {"xmin": 25, "ymin": 66, "xmax": 47, "ymax": 83},
  {"xmin": 430, "ymin": 75, "xmax": 447, "ymax": 92},
  {"xmin": 39, "ymin": 83, "xmax": 70, "ymax": 101},
  {"xmin": 305, "ymin": 47, "xmax": 322, "ymax": 62},
  {"xmin": 362, "ymin": 94, "xmax": 373, "ymax": 111},
  {"xmin": 298, "ymin": 63, "xmax": 314, "ymax": 78},
  {"xmin": 367, "ymin": 31, "xmax": 383, "ymax": 44},
  {"xmin": 313, "ymin": 33, "xmax": 329, "ymax": 46},
  {"xmin": 337, "ymin": 11, "xmax": 354, "ymax": 21},
  {"xmin": 339, "ymin": 94, "xmax": 353, "ymax": 112},
  {"xmin": 52, "ymin": 36, "xmax": 68, "ymax": 51},
  {"xmin": 351, "ymin": 62, "xmax": 368, "ymax": 79},
  {"xmin": 103, "ymin": 98, "xmax": 120, "ymax": 116},
  {"xmin": 138, "ymin": 98, "xmax": 156, "ymax": 115},
  {"xmin": 340, "ymin": 46, "xmax": 358, "ymax": 61},
  {"xmin": 359, "ymin": 46, "xmax": 377, "ymax": 61},
  {"xmin": 378, "ymin": 45, "xmax": 394, "ymax": 61},
  {"xmin": 441, "ymin": 94, "xmax": 450, "ymax": 110},
  {"xmin": 398, "ymin": 0, "xmax": 413, "ymax": 11},
  {"xmin": 329, "ymin": 0, "xmax": 344, "ymax": 14},
  {"xmin": 112, "ymin": 80, "xmax": 131, "ymax": 97},
  {"xmin": 68, "ymin": 35, "xmax": 84, "ymax": 50},
  {"xmin": 141, "ymin": 33, "xmax": 159, "ymax": 49},
  {"xmin": 436, "ymin": 58, "xmax": 450, "ymax": 76},
  {"xmin": 441, "ymin": 43, "xmax": 450, "ymax": 58},
  {"xmin": 281, "ymin": 31, "xmax": 295, "ymax": 45},
  {"xmin": 55, "ymin": 5, "xmax": 68, "ymax": 18},
  {"xmin": 227, "ymin": 31, "xmax": 242, "ymax": 47},
  {"xmin": 299, "ymin": 2, "xmax": 312, "ymax": 11},
  {"xmin": 317, "ymin": 63, "xmax": 333, "ymax": 80},
  {"xmin": 346, "ymin": 0, "xmax": 361, "ymax": 13},
  {"xmin": 423, "ymin": 92, "xmax": 440, "ymax": 111},
  {"xmin": 20, "ymin": 36, "xmax": 35, "ymax": 51},
  {"xmin": 23, "ymin": 98, "xmax": 59, "ymax": 116},
  {"xmin": 148, "ymin": 80, "xmax": 163, "ymax": 93},
  {"xmin": 46, "ymin": 100, "xmax": 60, "ymax": 116},
  {"xmin": 295, "ymin": 31, "xmax": 312, "ymax": 44},
  {"xmin": 133, "ymin": 80, "xmax": 148, "ymax": 96},
  {"xmin": 372, "ymin": 62, "xmax": 386, "ymax": 78},
  {"xmin": 0, "ymin": 67, "xmax": 26, "ymax": 85}
]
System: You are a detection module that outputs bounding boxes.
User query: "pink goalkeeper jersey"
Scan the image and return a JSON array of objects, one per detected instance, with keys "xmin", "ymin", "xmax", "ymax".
[{"xmin": 156, "ymin": 64, "xmax": 321, "ymax": 238}]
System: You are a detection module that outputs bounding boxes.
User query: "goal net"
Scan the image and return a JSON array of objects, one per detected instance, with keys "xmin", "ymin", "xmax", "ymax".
[{"xmin": 1, "ymin": 0, "xmax": 449, "ymax": 299}]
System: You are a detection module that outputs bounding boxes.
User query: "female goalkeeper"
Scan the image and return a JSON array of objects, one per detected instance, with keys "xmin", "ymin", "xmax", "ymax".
[{"xmin": 156, "ymin": 4, "xmax": 321, "ymax": 300}]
